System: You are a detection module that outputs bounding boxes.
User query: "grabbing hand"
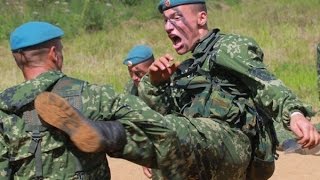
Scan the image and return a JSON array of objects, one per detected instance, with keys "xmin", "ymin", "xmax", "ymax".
[
  {"xmin": 290, "ymin": 113, "xmax": 320, "ymax": 149},
  {"xmin": 148, "ymin": 54, "xmax": 180, "ymax": 86}
]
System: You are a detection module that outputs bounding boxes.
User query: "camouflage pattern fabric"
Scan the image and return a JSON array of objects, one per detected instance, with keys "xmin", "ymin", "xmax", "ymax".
[
  {"xmin": 273, "ymin": 121, "xmax": 295, "ymax": 146},
  {"xmin": 0, "ymin": 71, "xmax": 111, "ymax": 179},
  {"xmin": 0, "ymin": 70, "xmax": 251, "ymax": 179},
  {"xmin": 139, "ymin": 29, "xmax": 313, "ymax": 125},
  {"xmin": 139, "ymin": 29, "xmax": 314, "ymax": 178},
  {"xmin": 154, "ymin": 115, "xmax": 251, "ymax": 180},
  {"xmin": 124, "ymin": 78, "xmax": 250, "ymax": 179},
  {"xmin": 123, "ymin": 80, "xmax": 138, "ymax": 96},
  {"xmin": 123, "ymin": 80, "xmax": 166, "ymax": 179}
]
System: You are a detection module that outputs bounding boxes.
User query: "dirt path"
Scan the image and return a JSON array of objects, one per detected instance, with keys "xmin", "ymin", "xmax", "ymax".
[
  {"xmin": 271, "ymin": 151, "xmax": 320, "ymax": 180},
  {"xmin": 108, "ymin": 151, "xmax": 320, "ymax": 180}
]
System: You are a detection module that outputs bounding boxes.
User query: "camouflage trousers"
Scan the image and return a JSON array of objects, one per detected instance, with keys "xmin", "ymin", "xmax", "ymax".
[{"xmin": 120, "ymin": 115, "xmax": 252, "ymax": 180}]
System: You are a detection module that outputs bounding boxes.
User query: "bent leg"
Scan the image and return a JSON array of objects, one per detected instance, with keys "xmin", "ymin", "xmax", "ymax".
[
  {"xmin": 35, "ymin": 92, "xmax": 251, "ymax": 179},
  {"xmin": 153, "ymin": 115, "xmax": 252, "ymax": 180}
]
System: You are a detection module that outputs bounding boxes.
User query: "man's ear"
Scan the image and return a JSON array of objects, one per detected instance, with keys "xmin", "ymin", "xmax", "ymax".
[
  {"xmin": 197, "ymin": 11, "xmax": 207, "ymax": 26},
  {"xmin": 48, "ymin": 46, "xmax": 57, "ymax": 62}
]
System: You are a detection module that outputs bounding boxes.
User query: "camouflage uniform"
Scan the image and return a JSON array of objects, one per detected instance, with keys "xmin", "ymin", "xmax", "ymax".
[
  {"xmin": 0, "ymin": 70, "xmax": 252, "ymax": 179},
  {"xmin": 123, "ymin": 80, "xmax": 138, "ymax": 96},
  {"xmin": 139, "ymin": 29, "xmax": 314, "ymax": 178},
  {"xmin": 0, "ymin": 71, "xmax": 174, "ymax": 179},
  {"xmin": 123, "ymin": 80, "xmax": 167, "ymax": 179},
  {"xmin": 123, "ymin": 79, "xmax": 251, "ymax": 179}
]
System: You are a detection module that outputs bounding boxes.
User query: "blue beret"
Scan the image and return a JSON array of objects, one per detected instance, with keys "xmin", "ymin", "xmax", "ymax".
[
  {"xmin": 10, "ymin": 21, "xmax": 64, "ymax": 51},
  {"xmin": 123, "ymin": 45, "xmax": 154, "ymax": 66},
  {"xmin": 158, "ymin": 0, "xmax": 205, "ymax": 13}
]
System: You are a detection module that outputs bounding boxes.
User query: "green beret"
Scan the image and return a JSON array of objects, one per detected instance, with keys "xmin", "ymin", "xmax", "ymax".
[
  {"xmin": 123, "ymin": 45, "xmax": 154, "ymax": 66},
  {"xmin": 158, "ymin": 0, "xmax": 205, "ymax": 13}
]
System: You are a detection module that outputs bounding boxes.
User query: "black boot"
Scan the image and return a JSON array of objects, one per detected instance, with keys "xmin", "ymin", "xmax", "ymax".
[{"xmin": 34, "ymin": 92, "xmax": 127, "ymax": 154}]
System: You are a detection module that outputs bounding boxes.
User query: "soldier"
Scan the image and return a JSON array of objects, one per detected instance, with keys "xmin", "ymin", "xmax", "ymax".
[
  {"xmin": 122, "ymin": 45, "xmax": 155, "ymax": 178},
  {"xmin": 123, "ymin": 45, "xmax": 154, "ymax": 96},
  {"xmin": 0, "ymin": 21, "xmax": 178, "ymax": 179},
  {"xmin": 137, "ymin": 0, "xmax": 320, "ymax": 179}
]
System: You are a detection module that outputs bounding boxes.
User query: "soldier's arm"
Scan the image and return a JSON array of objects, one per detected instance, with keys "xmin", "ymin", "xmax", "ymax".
[
  {"xmin": 214, "ymin": 35, "xmax": 314, "ymax": 127},
  {"xmin": 137, "ymin": 54, "xmax": 180, "ymax": 114},
  {"xmin": 214, "ymin": 36, "xmax": 319, "ymax": 147},
  {"xmin": 137, "ymin": 75, "xmax": 173, "ymax": 115}
]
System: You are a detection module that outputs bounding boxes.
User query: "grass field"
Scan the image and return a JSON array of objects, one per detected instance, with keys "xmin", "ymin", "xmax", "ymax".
[{"xmin": 0, "ymin": 0, "xmax": 319, "ymax": 111}]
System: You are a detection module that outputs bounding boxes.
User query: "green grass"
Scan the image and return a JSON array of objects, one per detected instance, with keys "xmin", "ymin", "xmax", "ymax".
[{"xmin": 0, "ymin": 0, "xmax": 319, "ymax": 111}]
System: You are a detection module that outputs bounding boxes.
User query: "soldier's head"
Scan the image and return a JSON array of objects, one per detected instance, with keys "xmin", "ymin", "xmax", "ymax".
[
  {"xmin": 123, "ymin": 45, "xmax": 154, "ymax": 86},
  {"xmin": 10, "ymin": 21, "xmax": 64, "ymax": 79},
  {"xmin": 158, "ymin": 0, "xmax": 208, "ymax": 55}
]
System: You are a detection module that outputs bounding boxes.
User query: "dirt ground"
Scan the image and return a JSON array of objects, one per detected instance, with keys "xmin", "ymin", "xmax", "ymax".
[{"xmin": 108, "ymin": 152, "xmax": 320, "ymax": 180}]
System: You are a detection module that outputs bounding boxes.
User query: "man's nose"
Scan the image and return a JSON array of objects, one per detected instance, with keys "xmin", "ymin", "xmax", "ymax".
[
  {"xmin": 165, "ymin": 20, "xmax": 174, "ymax": 32},
  {"xmin": 132, "ymin": 74, "xmax": 140, "ymax": 81}
]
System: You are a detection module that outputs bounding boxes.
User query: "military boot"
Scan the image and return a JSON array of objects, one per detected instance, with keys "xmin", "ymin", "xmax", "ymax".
[{"xmin": 34, "ymin": 92, "xmax": 127, "ymax": 155}]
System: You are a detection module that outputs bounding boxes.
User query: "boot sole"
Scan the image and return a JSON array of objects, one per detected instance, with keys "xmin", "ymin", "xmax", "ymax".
[{"xmin": 35, "ymin": 92, "xmax": 103, "ymax": 153}]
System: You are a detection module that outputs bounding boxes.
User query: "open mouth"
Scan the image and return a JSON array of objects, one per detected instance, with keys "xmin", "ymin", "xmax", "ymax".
[{"xmin": 169, "ymin": 34, "xmax": 182, "ymax": 49}]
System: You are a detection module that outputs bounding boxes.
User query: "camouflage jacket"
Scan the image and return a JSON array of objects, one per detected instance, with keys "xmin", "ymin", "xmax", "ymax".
[
  {"xmin": 0, "ymin": 71, "xmax": 167, "ymax": 179},
  {"xmin": 139, "ymin": 29, "xmax": 313, "ymax": 130},
  {"xmin": 123, "ymin": 80, "xmax": 138, "ymax": 96}
]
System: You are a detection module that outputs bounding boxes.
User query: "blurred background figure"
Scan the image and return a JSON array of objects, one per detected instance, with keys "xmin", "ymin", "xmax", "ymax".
[
  {"xmin": 123, "ymin": 44, "xmax": 155, "ymax": 179},
  {"xmin": 123, "ymin": 45, "xmax": 154, "ymax": 96}
]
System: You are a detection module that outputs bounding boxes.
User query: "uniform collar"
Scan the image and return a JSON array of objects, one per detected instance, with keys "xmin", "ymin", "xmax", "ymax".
[
  {"xmin": 192, "ymin": 28, "xmax": 220, "ymax": 58},
  {"xmin": 0, "ymin": 71, "xmax": 65, "ymax": 112}
]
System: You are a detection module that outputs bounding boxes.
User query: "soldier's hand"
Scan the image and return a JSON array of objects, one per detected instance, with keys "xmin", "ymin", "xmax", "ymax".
[
  {"xmin": 290, "ymin": 113, "xmax": 320, "ymax": 149},
  {"xmin": 148, "ymin": 54, "xmax": 180, "ymax": 86}
]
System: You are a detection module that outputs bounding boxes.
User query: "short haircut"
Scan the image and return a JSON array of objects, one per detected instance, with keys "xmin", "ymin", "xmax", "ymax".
[{"xmin": 192, "ymin": 3, "xmax": 207, "ymax": 13}]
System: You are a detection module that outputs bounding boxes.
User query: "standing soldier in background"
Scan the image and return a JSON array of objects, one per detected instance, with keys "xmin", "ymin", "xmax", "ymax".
[
  {"xmin": 123, "ymin": 45, "xmax": 154, "ymax": 96},
  {"xmin": 122, "ymin": 45, "xmax": 156, "ymax": 179}
]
